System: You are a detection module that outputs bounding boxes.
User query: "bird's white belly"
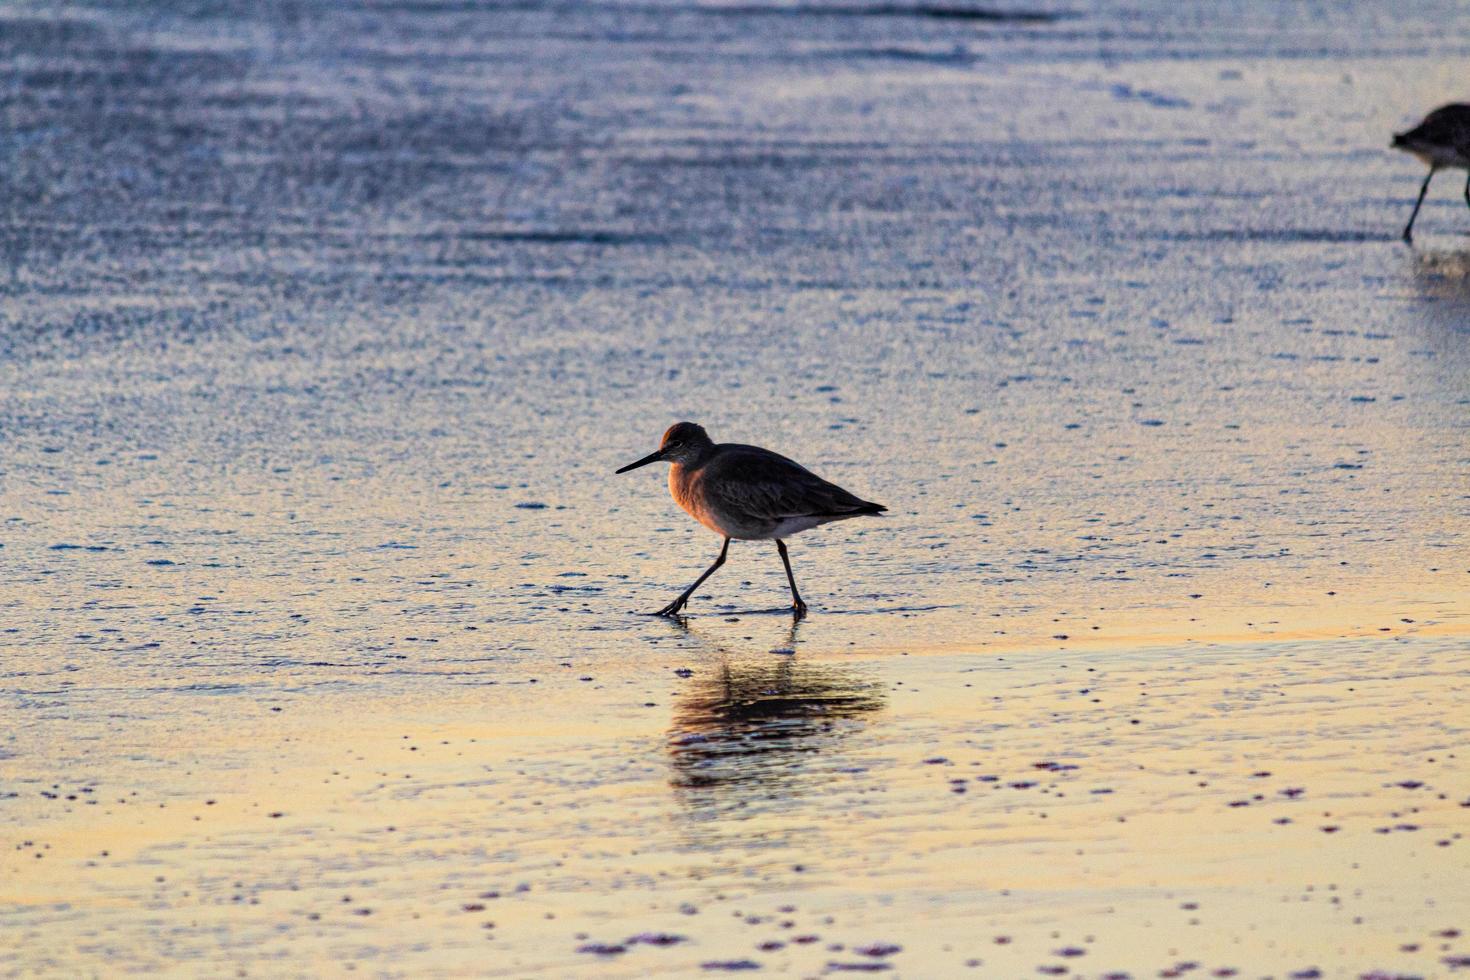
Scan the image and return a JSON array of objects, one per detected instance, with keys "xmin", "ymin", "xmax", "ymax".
[
  {"xmin": 687, "ymin": 500, "xmax": 827, "ymax": 541},
  {"xmin": 767, "ymin": 515, "xmax": 825, "ymax": 538},
  {"xmin": 1409, "ymin": 143, "xmax": 1470, "ymax": 169}
]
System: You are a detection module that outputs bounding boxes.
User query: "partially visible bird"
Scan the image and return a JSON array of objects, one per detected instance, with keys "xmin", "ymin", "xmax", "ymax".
[
  {"xmin": 1392, "ymin": 103, "xmax": 1470, "ymax": 242},
  {"xmin": 615, "ymin": 422, "xmax": 886, "ymax": 619}
]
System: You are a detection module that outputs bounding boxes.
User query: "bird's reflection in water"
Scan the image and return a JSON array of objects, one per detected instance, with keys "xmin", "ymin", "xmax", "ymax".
[
  {"xmin": 667, "ymin": 623, "xmax": 884, "ymax": 821},
  {"xmin": 1410, "ymin": 246, "xmax": 1470, "ymax": 347}
]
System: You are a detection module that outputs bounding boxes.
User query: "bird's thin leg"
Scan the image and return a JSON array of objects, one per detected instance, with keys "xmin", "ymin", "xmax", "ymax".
[
  {"xmin": 1463, "ymin": 171, "xmax": 1469, "ymax": 212},
  {"xmin": 775, "ymin": 539, "xmax": 807, "ymax": 620},
  {"xmin": 654, "ymin": 537, "xmax": 729, "ymax": 617},
  {"xmin": 1404, "ymin": 168, "xmax": 1436, "ymax": 242}
]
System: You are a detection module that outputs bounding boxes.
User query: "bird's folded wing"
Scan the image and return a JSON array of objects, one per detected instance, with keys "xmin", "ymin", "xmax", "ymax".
[
  {"xmin": 706, "ymin": 449, "xmax": 872, "ymax": 520},
  {"xmin": 1409, "ymin": 104, "xmax": 1470, "ymax": 151}
]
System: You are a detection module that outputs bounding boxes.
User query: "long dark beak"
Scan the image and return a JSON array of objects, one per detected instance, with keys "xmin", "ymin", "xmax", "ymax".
[{"xmin": 615, "ymin": 449, "xmax": 665, "ymax": 474}]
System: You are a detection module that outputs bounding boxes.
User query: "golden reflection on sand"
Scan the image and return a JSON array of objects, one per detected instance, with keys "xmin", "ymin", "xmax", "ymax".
[{"xmin": 6, "ymin": 613, "xmax": 1466, "ymax": 975}]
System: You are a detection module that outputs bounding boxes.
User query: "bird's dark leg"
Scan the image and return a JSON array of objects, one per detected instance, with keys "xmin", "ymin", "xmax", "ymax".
[
  {"xmin": 775, "ymin": 539, "xmax": 807, "ymax": 620},
  {"xmin": 654, "ymin": 537, "xmax": 729, "ymax": 617},
  {"xmin": 1404, "ymin": 168, "xmax": 1436, "ymax": 243},
  {"xmin": 1463, "ymin": 171, "xmax": 1470, "ymax": 212}
]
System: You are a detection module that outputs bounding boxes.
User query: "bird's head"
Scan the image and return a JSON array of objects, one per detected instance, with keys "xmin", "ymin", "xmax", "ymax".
[{"xmin": 616, "ymin": 421, "xmax": 713, "ymax": 472}]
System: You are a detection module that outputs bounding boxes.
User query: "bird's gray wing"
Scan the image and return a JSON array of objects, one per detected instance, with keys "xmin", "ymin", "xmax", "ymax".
[
  {"xmin": 703, "ymin": 447, "xmax": 877, "ymax": 522},
  {"xmin": 1412, "ymin": 104, "xmax": 1470, "ymax": 152}
]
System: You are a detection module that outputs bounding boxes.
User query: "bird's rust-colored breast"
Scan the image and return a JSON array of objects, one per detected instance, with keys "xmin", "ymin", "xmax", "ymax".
[{"xmin": 669, "ymin": 462, "xmax": 730, "ymax": 537}]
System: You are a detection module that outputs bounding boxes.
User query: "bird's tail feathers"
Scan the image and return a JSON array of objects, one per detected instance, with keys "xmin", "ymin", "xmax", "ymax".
[{"xmin": 826, "ymin": 501, "xmax": 886, "ymax": 517}]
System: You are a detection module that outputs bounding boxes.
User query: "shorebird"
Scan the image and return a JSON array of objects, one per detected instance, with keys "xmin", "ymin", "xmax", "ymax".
[
  {"xmin": 615, "ymin": 422, "xmax": 886, "ymax": 619},
  {"xmin": 1392, "ymin": 103, "xmax": 1470, "ymax": 242}
]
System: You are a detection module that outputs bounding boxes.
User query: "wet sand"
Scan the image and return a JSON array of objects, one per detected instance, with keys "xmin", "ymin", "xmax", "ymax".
[
  {"xmin": 5, "ymin": 624, "xmax": 1468, "ymax": 976},
  {"xmin": 2, "ymin": 0, "xmax": 1468, "ymax": 976}
]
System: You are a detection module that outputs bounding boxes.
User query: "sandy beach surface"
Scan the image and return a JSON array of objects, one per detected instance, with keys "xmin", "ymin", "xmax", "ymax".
[{"xmin": 2, "ymin": 0, "xmax": 1468, "ymax": 976}]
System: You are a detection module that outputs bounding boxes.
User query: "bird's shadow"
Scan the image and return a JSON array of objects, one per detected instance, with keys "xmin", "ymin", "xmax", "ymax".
[
  {"xmin": 644, "ymin": 601, "xmax": 958, "ymax": 621},
  {"xmin": 819, "ymin": 602, "xmax": 958, "ymax": 616},
  {"xmin": 685, "ymin": 604, "xmax": 805, "ymax": 618}
]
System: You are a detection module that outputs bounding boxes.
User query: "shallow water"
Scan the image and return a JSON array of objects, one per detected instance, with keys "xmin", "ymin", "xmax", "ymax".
[{"xmin": 2, "ymin": 0, "xmax": 1468, "ymax": 975}]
